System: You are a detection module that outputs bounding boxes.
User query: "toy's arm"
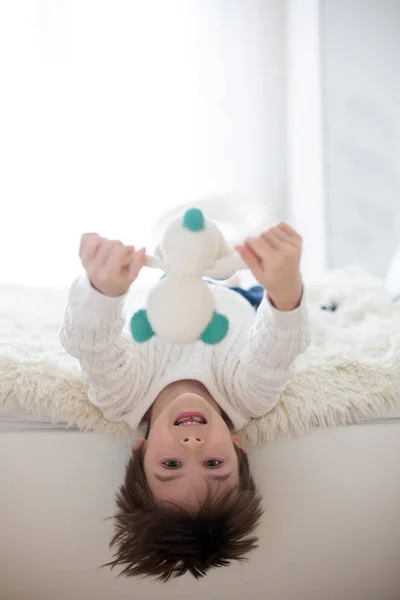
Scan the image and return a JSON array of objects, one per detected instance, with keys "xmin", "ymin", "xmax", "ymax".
[
  {"xmin": 144, "ymin": 254, "xmax": 168, "ymax": 272},
  {"xmin": 204, "ymin": 253, "xmax": 247, "ymax": 280}
]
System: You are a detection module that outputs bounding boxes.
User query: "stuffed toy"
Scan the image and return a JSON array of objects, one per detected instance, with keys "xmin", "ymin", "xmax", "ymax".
[{"xmin": 130, "ymin": 208, "xmax": 247, "ymax": 345}]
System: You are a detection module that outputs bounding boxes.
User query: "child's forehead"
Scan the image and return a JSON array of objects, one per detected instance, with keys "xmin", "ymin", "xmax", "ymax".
[{"xmin": 149, "ymin": 474, "xmax": 239, "ymax": 509}]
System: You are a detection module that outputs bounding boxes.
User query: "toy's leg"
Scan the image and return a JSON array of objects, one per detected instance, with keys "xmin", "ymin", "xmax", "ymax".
[
  {"xmin": 130, "ymin": 310, "xmax": 155, "ymax": 343},
  {"xmin": 200, "ymin": 312, "xmax": 229, "ymax": 345}
]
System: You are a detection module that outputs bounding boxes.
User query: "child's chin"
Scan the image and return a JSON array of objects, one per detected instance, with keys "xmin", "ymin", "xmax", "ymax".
[{"xmin": 169, "ymin": 394, "xmax": 212, "ymax": 416}]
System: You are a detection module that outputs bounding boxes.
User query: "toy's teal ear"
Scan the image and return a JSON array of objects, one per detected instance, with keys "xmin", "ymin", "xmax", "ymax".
[{"xmin": 182, "ymin": 208, "xmax": 205, "ymax": 232}]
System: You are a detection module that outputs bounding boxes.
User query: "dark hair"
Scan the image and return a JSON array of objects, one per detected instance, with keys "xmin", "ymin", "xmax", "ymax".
[{"xmin": 105, "ymin": 443, "xmax": 263, "ymax": 581}]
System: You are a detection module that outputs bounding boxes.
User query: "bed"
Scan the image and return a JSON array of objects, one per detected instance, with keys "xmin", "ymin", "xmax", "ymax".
[{"xmin": 1, "ymin": 269, "xmax": 400, "ymax": 599}]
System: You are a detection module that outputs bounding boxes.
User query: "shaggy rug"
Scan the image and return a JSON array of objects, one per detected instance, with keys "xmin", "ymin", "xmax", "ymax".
[{"xmin": 1, "ymin": 267, "xmax": 400, "ymax": 446}]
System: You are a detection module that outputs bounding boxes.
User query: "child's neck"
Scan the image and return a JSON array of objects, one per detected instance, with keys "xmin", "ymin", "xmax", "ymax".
[{"xmin": 146, "ymin": 380, "xmax": 222, "ymax": 424}]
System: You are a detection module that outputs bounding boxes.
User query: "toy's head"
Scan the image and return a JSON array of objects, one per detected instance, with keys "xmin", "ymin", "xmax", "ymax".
[{"xmin": 159, "ymin": 208, "xmax": 232, "ymax": 276}]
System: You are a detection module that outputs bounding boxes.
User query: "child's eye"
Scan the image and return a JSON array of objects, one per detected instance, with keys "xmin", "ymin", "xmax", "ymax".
[
  {"xmin": 204, "ymin": 459, "xmax": 224, "ymax": 468},
  {"xmin": 162, "ymin": 460, "xmax": 182, "ymax": 469}
]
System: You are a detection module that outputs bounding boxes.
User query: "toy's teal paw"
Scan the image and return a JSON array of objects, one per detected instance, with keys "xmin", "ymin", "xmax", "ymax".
[
  {"xmin": 130, "ymin": 310, "xmax": 155, "ymax": 343},
  {"xmin": 200, "ymin": 312, "xmax": 229, "ymax": 345}
]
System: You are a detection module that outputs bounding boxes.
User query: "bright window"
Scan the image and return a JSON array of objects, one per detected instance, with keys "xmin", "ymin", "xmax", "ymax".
[{"xmin": 0, "ymin": 1, "xmax": 288, "ymax": 286}]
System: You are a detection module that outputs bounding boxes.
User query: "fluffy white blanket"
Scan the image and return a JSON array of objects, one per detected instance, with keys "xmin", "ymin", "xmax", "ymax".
[{"xmin": 1, "ymin": 267, "xmax": 400, "ymax": 446}]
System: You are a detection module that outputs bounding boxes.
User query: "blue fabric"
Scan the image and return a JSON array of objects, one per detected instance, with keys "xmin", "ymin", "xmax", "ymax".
[
  {"xmin": 229, "ymin": 285, "xmax": 264, "ymax": 309},
  {"xmin": 158, "ymin": 276, "xmax": 264, "ymax": 311}
]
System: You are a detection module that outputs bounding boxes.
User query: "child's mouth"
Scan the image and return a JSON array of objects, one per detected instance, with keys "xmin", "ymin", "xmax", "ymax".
[{"xmin": 174, "ymin": 412, "xmax": 207, "ymax": 426}]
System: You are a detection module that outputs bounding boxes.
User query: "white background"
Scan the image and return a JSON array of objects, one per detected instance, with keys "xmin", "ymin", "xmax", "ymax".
[
  {"xmin": 1, "ymin": 1, "xmax": 399, "ymax": 288},
  {"xmin": 0, "ymin": 0, "xmax": 287, "ymax": 286}
]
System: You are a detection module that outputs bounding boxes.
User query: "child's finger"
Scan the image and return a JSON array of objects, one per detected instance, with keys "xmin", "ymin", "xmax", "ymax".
[
  {"xmin": 121, "ymin": 246, "xmax": 136, "ymax": 267},
  {"xmin": 264, "ymin": 227, "xmax": 287, "ymax": 245},
  {"xmin": 79, "ymin": 232, "xmax": 98, "ymax": 253},
  {"xmin": 245, "ymin": 236, "xmax": 271, "ymax": 259},
  {"xmin": 262, "ymin": 229, "xmax": 284, "ymax": 248},
  {"xmin": 132, "ymin": 247, "xmax": 146, "ymax": 266},
  {"xmin": 236, "ymin": 244, "xmax": 264, "ymax": 281},
  {"xmin": 93, "ymin": 240, "xmax": 112, "ymax": 267},
  {"xmin": 128, "ymin": 247, "xmax": 146, "ymax": 281},
  {"xmin": 80, "ymin": 234, "xmax": 101, "ymax": 265},
  {"xmin": 105, "ymin": 243, "xmax": 131, "ymax": 271},
  {"xmin": 273, "ymin": 226, "xmax": 299, "ymax": 249},
  {"xmin": 278, "ymin": 222, "xmax": 302, "ymax": 244},
  {"xmin": 97, "ymin": 240, "xmax": 120, "ymax": 268}
]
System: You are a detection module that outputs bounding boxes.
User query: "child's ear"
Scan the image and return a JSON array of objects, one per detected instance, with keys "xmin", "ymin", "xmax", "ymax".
[
  {"xmin": 133, "ymin": 437, "xmax": 146, "ymax": 453},
  {"xmin": 232, "ymin": 435, "xmax": 244, "ymax": 450}
]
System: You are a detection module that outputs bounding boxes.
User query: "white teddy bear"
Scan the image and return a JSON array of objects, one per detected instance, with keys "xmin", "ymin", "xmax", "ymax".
[{"xmin": 130, "ymin": 208, "xmax": 246, "ymax": 345}]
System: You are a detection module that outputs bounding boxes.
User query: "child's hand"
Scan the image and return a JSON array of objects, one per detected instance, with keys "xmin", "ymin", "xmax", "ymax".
[
  {"xmin": 236, "ymin": 222, "xmax": 303, "ymax": 311},
  {"xmin": 79, "ymin": 233, "xmax": 146, "ymax": 297}
]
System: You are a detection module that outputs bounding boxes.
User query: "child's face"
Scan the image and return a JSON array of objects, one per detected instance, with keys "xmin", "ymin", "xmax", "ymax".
[{"xmin": 135, "ymin": 393, "xmax": 243, "ymax": 512}]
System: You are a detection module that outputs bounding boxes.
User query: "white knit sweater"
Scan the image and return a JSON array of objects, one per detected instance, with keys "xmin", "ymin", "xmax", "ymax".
[{"xmin": 60, "ymin": 275, "xmax": 310, "ymax": 432}]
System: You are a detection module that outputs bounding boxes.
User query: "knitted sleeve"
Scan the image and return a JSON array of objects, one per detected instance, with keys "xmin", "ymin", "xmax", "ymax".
[
  {"xmin": 230, "ymin": 291, "xmax": 310, "ymax": 418},
  {"xmin": 59, "ymin": 275, "xmax": 144, "ymax": 422}
]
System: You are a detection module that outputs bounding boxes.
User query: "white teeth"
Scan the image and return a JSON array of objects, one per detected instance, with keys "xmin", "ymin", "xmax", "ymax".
[{"xmin": 175, "ymin": 416, "xmax": 206, "ymax": 426}]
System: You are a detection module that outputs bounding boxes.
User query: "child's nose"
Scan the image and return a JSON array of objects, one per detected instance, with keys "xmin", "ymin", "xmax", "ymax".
[{"xmin": 180, "ymin": 436, "xmax": 204, "ymax": 446}]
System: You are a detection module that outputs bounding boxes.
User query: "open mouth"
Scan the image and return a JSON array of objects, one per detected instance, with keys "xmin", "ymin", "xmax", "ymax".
[{"xmin": 174, "ymin": 412, "xmax": 208, "ymax": 426}]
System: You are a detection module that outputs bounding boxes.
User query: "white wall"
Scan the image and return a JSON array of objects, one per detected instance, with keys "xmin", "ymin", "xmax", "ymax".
[
  {"xmin": 1, "ymin": 424, "xmax": 399, "ymax": 600},
  {"xmin": 321, "ymin": 0, "xmax": 400, "ymax": 276}
]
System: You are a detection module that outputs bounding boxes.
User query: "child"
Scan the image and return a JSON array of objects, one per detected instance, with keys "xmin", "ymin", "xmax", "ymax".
[{"xmin": 60, "ymin": 222, "xmax": 310, "ymax": 580}]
